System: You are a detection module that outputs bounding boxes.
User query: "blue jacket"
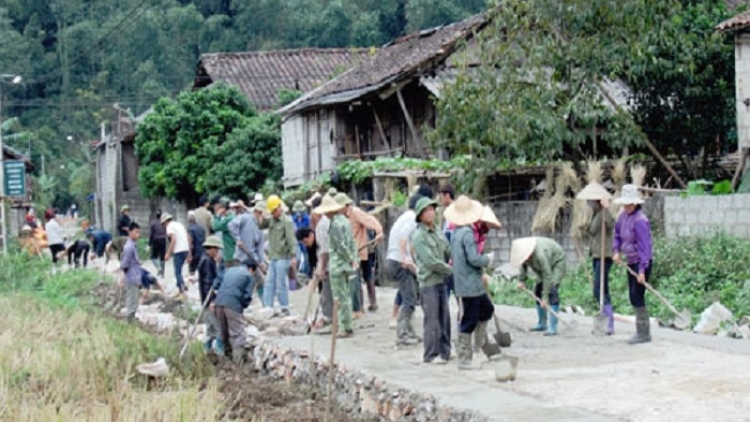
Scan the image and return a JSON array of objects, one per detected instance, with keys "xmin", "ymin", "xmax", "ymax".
[
  {"xmin": 91, "ymin": 230, "xmax": 112, "ymax": 257},
  {"xmin": 213, "ymin": 265, "xmax": 255, "ymax": 313},
  {"xmin": 292, "ymin": 212, "xmax": 310, "ymax": 231}
]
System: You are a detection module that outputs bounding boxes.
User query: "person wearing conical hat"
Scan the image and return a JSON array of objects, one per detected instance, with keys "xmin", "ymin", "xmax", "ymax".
[
  {"xmin": 197, "ymin": 235, "xmax": 222, "ymax": 355},
  {"xmin": 314, "ymin": 194, "xmax": 356, "ymax": 337},
  {"xmin": 612, "ymin": 184, "xmax": 653, "ymax": 345},
  {"xmin": 580, "ymin": 182, "xmax": 616, "ymax": 335},
  {"xmin": 510, "ymin": 237, "xmax": 566, "ymax": 336},
  {"xmin": 335, "ymin": 192, "xmax": 384, "ymax": 315},
  {"xmin": 446, "ymin": 195, "xmax": 494, "ymax": 370},
  {"xmin": 412, "ymin": 197, "xmax": 453, "ymax": 363}
]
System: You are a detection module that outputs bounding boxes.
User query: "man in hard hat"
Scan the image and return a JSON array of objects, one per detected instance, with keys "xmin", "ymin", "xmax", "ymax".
[{"xmin": 258, "ymin": 195, "xmax": 297, "ymax": 317}]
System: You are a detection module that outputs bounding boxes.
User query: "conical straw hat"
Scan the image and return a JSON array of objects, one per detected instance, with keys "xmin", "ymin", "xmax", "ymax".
[
  {"xmin": 510, "ymin": 237, "xmax": 537, "ymax": 268},
  {"xmin": 613, "ymin": 184, "xmax": 645, "ymax": 205},
  {"xmin": 576, "ymin": 181, "xmax": 613, "ymax": 201},
  {"xmin": 313, "ymin": 194, "xmax": 343, "ymax": 215},
  {"xmin": 444, "ymin": 195, "xmax": 484, "ymax": 226},
  {"xmin": 479, "ymin": 204, "xmax": 502, "ymax": 229}
]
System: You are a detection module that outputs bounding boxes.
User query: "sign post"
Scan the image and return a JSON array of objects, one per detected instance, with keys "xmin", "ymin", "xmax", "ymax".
[{"xmin": 4, "ymin": 160, "xmax": 26, "ymax": 197}]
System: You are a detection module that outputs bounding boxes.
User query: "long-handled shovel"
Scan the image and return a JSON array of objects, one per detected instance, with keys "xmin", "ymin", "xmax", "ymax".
[
  {"xmin": 179, "ymin": 287, "xmax": 215, "ymax": 360},
  {"xmin": 519, "ymin": 286, "xmax": 577, "ymax": 330},
  {"xmin": 616, "ymin": 262, "xmax": 691, "ymax": 330},
  {"xmin": 592, "ymin": 212, "xmax": 608, "ymax": 336}
]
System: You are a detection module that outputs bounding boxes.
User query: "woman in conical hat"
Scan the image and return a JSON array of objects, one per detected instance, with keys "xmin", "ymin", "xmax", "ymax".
[
  {"xmin": 445, "ymin": 195, "xmax": 494, "ymax": 370},
  {"xmin": 612, "ymin": 184, "xmax": 653, "ymax": 345}
]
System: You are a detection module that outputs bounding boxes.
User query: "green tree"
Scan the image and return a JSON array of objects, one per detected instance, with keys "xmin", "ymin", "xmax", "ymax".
[
  {"xmin": 203, "ymin": 114, "xmax": 282, "ymax": 198},
  {"xmin": 627, "ymin": 0, "xmax": 736, "ymax": 180},
  {"xmin": 136, "ymin": 84, "xmax": 254, "ymax": 206}
]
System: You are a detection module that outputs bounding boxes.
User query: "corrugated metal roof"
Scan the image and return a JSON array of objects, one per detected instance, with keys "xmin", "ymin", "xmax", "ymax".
[{"xmin": 194, "ymin": 48, "xmax": 371, "ymax": 111}]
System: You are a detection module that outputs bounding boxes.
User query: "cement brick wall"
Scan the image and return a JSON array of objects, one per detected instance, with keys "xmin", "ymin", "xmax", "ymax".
[
  {"xmin": 485, "ymin": 195, "xmax": 666, "ymax": 267},
  {"xmin": 664, "ymin": 194, "xmax": 750, "ymax": 238}
]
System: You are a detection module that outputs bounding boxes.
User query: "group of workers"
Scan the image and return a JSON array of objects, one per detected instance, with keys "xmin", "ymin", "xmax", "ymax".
[{"xmin": 17, "ymin": 178, "xmax": 654, "ymax": 366}]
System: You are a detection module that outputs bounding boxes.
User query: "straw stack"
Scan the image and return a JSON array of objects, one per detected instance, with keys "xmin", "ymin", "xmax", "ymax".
[{"xmin": 531, "ymin": 166, "xmax": 558, "ymax": 232}]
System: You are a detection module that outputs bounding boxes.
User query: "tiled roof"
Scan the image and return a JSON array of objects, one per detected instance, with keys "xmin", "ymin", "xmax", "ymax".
[
  {"xmin": 194, "ymin": 49, "xmax": 371, "ymax": 111},
  {"xmin": 717, "ymin": 0, "xmax": 750, "ymax": 31},
  {"xmin": 717, "ymin": 9, "xmax": 750, "ymax": 31},
  {"xmin": 283, "ymin": 13, "xmax": 487, "ymax": 113}
]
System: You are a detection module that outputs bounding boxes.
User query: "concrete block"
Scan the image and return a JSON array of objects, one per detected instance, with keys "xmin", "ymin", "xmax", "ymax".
[
  {"xmin": 708, "ymin": 211, "xmax": 725, "ymax": 226},
  {"xmin": 678, "ymin": 224, "xmax": 691, "ymax": 237},
  {"xmin": 668, "ymin": 212, "xmax": 684, "ymax": 225},
  {"xmin": 738, "ymin": 209, "xmax": 750, "ymax": 223},
  {"xmin": 684, "ymin": 212, "xmax": 699, "ymax": 225},
  {"xmin": 665, "ymin": 224, "xmax": 677, "ymax": 239}
]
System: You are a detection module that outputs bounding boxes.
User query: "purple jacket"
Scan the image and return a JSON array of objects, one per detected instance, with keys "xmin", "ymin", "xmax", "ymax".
[{"xmin": 613, "ymin": 209, "xmax": 653, "ymax": 274}]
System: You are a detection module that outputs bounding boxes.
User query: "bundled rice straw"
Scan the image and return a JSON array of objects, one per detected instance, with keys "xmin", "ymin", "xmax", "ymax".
[
  {"xmin": 630, "ymin": 164, "xmax": 647, "ymax": 187},
  {"xmin": 586, "ymin": 160, "xmax": 602, "ymax": 184},
  {"xmin": 611, "ymin": 158, "xmax": 628, "ymax": 215},
  {"xmin": 531, "ymin": 166, "xmax": 557, "ymax": 232}
]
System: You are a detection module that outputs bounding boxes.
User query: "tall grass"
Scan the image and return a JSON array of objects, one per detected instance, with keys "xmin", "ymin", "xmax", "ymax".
[{"xmin": 0, "ymin": 253, "xmax": 223, "ymax": 421}]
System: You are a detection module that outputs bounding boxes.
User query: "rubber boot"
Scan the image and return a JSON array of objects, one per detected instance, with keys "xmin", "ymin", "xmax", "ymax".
[
  {"xmin": 629, "ymin": 307, "xmax": 652, "ymax": 344},
  {"xmin": 530, "ymin": 304, "xmax": 547, "ymax": 331},
  {"xmin": 214, "ymin": 338, "xmax": 226, "ymax": 356},
  {"xmin": 457, "ymin": 333, "xmax": 480, "ymax": 370},
  {"xmin": 604, "ymin": 304, "xmax": 614, "ymax": 335},
  {"xmin": 544, "ymin": 305, "xmax": 559, "ymax": 336},
  {"xmin": 473, "ymin": 321, "xmax": 489, "ymax": 352}
]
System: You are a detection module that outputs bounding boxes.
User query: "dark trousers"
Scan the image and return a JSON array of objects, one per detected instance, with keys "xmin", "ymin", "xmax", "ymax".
[
  {"xmin": 592, "ymin": 258, "xmax": 613, "ymax": 305},
  {"xmin": 214, "ymin": 306, "xmax": 246, "ymax": 360},
  {"xmin": 534, "ymin": 282, "xmax": 560, "ymax": 306},
  {"xmin": 628, "ymin": 262, "xmax": 652, "ymax": 308},
  {"xmin": 388, "ymin": 259, "xmax": 416, "ymax": 316},
  {"xmin": 173, "ymin": 251, "xmax": 188, "ymax": 291},
  {"xmin": 421, "ymin": 283, "xmax": 451, "ymax": 362},
  {"xmin": 49, "ymin": 244, "xmax": 65, "ymax": 265},
  {"xmin": 150, "ymin": 238, "xmax": 166, "ymax": 261},
  {"xmin": 458, "ymin": 294, "xmax": 494, "ymax": 334},
  {"xmin": 68, "ymin": 244, "xmax": 90, "ymax": 268}
]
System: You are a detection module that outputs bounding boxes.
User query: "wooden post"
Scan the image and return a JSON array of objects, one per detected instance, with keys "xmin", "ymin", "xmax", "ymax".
[
  {"xmin": 396, "ymin": 88, "xmax": 421, "ymax": 155},
  {"xmin": 325, "ymin": 299, "xmax": 339, "ymax": 422},
  {"xmin": 732, "ymin": 148, "xmax": 749, "ymax": 191},
  {"xmin": 372, "ymin": 107, "xmax": 391, "ymax": 151}
]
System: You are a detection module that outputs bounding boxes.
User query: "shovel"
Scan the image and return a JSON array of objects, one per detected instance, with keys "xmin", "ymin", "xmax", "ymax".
[
  {"xmin": 592, "ymin": 212, "xmax": 608, "ymax": 336},
  {"xmin": 617, "ymin": 262, "xmax": 692, "ymax": 330},
  {"xmin": 179, "ymin": 287, "xmax": 214, "ymax": 360},
  {"xmin": 519, "ymin": 286, "xmax": 577, "ymax": 330},
  {"xmin": 480, "ymin": 313, "xmax": 512, "ymax": 360}
]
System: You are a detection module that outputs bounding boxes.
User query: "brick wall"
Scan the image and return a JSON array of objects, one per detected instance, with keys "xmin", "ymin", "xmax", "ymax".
[{"xmin": 664, "ymin": 194, "xmax": 750, "ymax": 238}]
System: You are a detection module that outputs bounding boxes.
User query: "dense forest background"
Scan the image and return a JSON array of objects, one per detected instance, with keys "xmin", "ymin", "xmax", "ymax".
[{"xmin": 0, "ymin": 0, "xmax": 485, "ymax": 209}]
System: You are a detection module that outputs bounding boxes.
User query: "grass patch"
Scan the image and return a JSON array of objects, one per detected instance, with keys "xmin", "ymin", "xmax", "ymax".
[
  {"xmin": 491, "ymin": 233, "xmax": 750, "ymax": 324},
  {"xmin": 0, "ymin": 253, "xmax": 222, "ymax": 421}
]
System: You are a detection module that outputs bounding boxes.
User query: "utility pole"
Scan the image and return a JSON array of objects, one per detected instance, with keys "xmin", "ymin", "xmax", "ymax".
[{"xmin": 0, "ymin": 74, "xmax": 22, "ymax": 255}]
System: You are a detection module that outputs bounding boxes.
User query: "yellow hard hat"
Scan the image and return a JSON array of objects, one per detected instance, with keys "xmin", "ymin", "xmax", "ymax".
[{"xmin": 266, "ymin": 195, "xmax": 283, "ymax": 212}]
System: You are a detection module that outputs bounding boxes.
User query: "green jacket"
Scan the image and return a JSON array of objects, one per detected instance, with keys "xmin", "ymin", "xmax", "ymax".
[
  {"xmin": 212, "ymin": 212, "xmax": 236, "ymax": 260},
  {"xmin": 520, "ymin": 237, "xmax": 567, "ymax": 298},
  {"xmin": 329, "ymin": 214, "xmax": 357, "ymax": 276},
  {"xmin": 588, "ymin": 207, "xmax": 614, "ymax": 258},
  {"xmin": 412, "ymin": 222, "xmax": 452, "ymax": 288},
  {"xmin": 259, "ymin": 215, "xmax": 296, "ymax": 260}
]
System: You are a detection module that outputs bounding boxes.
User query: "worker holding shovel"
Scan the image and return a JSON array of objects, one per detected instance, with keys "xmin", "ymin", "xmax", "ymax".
[
  {"xmin": 197, "ymin": 236, "xmax": 223, "ymax": 354},
  {"xmin": 613, "ymin": 184, "xmax": 654, "ymax": 345},
  {"xmin": 509, "ymin": 237, "xmax": 567, "ymax": 336},
  {"xmin": 445, "ymin": 195, "xmax": 493, "ymax": 370}
]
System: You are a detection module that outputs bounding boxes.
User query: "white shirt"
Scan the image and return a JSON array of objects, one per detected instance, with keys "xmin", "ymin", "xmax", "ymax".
[
  {"xmin": 386, "ymin": 210, "xmax": 417, "ymax": 263},
  {"xmin": 315, "ymin": 215, "xmax": 330, "ymax": 254},
  {"xmin": 45, "ymin": 219, "xmax": 63, "ymax": 245},
  {"xmin": 166, "ymin": 221, "xmax": 189, "ymax": 254}
]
